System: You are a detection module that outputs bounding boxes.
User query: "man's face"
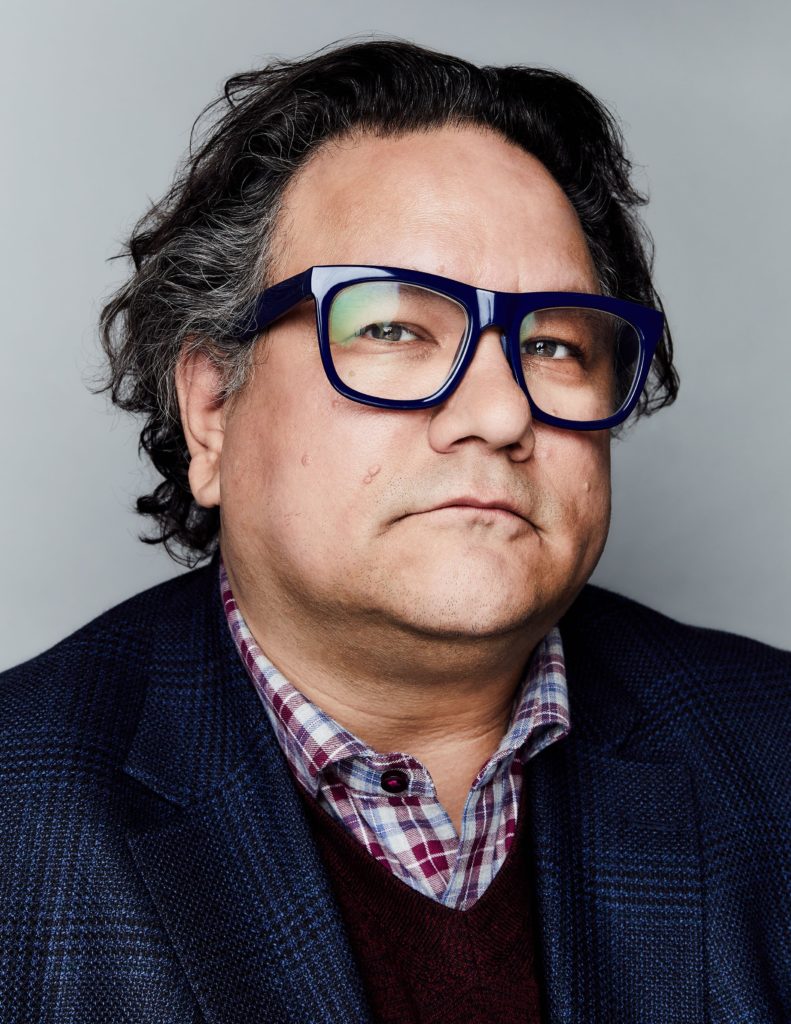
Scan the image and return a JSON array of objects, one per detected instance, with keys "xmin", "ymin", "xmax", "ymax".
[{"xmin": 217, "ymin": 125, "xmax": 611, "ymax": 640}]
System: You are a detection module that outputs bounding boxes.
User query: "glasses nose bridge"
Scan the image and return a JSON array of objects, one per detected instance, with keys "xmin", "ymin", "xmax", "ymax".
[{"xmin": 474, "ymin": 288, "xmax": 517, "ymax": 356}]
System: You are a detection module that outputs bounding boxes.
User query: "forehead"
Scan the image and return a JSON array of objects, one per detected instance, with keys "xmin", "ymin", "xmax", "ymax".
[{"xmin": 271, "ymin": 124, "xmax": 598, "ymax": 294}]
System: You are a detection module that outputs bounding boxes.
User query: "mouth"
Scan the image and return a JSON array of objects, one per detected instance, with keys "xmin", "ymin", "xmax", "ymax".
[{"xmin": 419, "ymin": 497, "xmax": 528, "ymax": 522}]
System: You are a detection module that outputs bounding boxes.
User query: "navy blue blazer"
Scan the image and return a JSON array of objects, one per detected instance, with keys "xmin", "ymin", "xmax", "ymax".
[{"xmin": 1, "ymin": 553, "xmax": 789, "ymax": 1023}]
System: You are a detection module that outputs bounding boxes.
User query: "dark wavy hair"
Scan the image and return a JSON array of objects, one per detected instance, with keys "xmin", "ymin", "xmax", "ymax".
[{"xmin": 96, "ymin": 37, "xmax": 679, "ymax": 567}]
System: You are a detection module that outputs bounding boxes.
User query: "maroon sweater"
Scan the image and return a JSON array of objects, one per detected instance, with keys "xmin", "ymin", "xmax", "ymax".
[{"xmin": 296, "ymin": 780, "xmax": 544, "ymax": 1024}]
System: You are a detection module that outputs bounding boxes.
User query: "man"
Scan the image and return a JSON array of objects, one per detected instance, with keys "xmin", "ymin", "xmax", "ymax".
[{"xmin": 1, "ymin": 38, "xmax": 788, "ymax": 1024}]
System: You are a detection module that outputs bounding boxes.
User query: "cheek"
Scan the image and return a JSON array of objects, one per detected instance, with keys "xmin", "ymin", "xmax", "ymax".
[
  {"xmin": 235, "ymin": 330, "xmax": 419, "ymax": 512},
  {"xmin": 303, "ymin": 403, "xmax": 410, "ymax": 518},
  {"xmin": 534, "ymin": 430, "xmax": 611, "ymax": 528},
  {"xmin": 226, "ymin": 377, "xmax": 405, "ymax": 542},
  {"xmin": 218, "ymin": 360, "xmax": 311, "ymax": 533}
]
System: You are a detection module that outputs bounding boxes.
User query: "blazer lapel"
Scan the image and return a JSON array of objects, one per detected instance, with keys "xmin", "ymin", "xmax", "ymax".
[
  {"xmin": 528, "ymin": 602, "xmax": 706, "ymax": 1024},
  {"xmin": 122, "ymin": 557, "xmax": 371, "ymax": 1024}
]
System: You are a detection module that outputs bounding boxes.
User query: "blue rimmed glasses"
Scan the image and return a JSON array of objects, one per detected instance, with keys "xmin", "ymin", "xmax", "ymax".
[{"xmin": 231, "ymin": 265, "xmax": 665, "ymax": 430}]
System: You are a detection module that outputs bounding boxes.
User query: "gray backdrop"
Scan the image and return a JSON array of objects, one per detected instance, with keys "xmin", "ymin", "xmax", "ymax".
[{"xmin": 2, "ymin": 0, "xmax": 789, "ymax": 671}]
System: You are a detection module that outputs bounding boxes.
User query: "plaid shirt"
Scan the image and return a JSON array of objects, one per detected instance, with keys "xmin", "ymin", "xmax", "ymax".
[{"xmin": 220, "ymin": 557, "xmax": 571, "ymax": 910}]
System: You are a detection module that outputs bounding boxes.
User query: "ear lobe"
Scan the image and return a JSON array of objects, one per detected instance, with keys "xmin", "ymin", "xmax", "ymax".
[{"xmin": 175, "ymin": 346, "xmax": 227, "ymax": 509}]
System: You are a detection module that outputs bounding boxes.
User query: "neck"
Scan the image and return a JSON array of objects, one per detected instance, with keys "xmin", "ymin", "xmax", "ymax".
[{"xmin": 222, "ymin": 555, "xmax": 551, "ymax": 759}]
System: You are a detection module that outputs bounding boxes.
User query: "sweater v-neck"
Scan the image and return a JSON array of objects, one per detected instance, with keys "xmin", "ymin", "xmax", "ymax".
[{"xmin": 295, "ymin": 774, "xmax": 544, "ymax": 1024}]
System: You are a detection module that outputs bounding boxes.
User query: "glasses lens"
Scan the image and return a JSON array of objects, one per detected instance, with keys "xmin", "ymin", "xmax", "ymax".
[
  {"xmin": 328, "ymin": 282, "xmax": 468, "ymax": 401},
  {"xmin": 519, "ymin": 308, "xmax": 641, "ymax": 422}
]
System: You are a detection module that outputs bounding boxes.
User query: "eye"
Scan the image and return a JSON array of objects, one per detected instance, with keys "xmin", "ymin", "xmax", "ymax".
[
  {"xmin": 521, "ymin": 338, "xmax": 577, "ymax": 359},
  {"xmin": 357, "ymin": 321, "xmax": 420, "ymax": 343}
]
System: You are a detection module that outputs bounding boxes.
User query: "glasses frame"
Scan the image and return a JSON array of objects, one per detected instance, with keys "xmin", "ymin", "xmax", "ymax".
[{"xmin": 231, "ymin": 264, "xmax": 665, "ymax": 430}]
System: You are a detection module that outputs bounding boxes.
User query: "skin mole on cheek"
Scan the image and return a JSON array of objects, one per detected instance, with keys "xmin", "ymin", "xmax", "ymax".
[
  {"xmin": 301, "ymin": 453, "xmax": 311, "ymax": 467},
  {"xmin": 584, "ymin": 480, "xmax": 591, "ymax": 493},
  {"xmin": 362, "ymin": 464, "xmax": 382, "ymax": 485}
]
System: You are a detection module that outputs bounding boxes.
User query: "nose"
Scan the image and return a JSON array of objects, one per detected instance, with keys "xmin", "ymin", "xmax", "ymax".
[{"xmin": 427, "ymin": 325, "xmax": 535, "ymax": 458}]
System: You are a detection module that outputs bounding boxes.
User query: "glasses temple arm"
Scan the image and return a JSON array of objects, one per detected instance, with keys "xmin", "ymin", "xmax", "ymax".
[{"xmin": 231, "ymin": 270, "xmax": 313, "ymax": 342}]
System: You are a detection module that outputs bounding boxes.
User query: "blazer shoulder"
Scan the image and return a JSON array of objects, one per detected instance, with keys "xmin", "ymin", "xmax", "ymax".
[
  {"xmin": 0, "ymin": 561, "xmax": 215, "ymax": 762},
  {"xmin": 567, "ymin": 582, "xmax": 790, "ymax": 668},
  {"xmin": 563, "ymin": 583, "xmax": 791, "ymax": 745}
]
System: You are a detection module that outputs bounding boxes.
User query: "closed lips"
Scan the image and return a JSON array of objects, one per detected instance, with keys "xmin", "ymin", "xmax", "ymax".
[{"xmin": 426, "ymin": 498, "xmax": 525, "ymax": 519}]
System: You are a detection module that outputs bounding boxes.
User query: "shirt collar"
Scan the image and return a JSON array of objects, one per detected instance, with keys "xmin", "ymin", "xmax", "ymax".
[{"xmin": 219, "ymin": 555, "xmax": 570, "ymax": 797}]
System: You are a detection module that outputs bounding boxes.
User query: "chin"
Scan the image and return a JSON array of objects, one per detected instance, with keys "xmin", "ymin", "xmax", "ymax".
[
  {"xmin": 381, "ymin": 565, "xmax": 552, "ymax": 639},
  {"xmin": 400, "ymin": 601, "xmax": 540, "ymax": 641}
]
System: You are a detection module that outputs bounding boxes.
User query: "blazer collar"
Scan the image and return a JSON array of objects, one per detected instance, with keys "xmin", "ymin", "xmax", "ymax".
[
  {"xmin": 122, "ymin": 552, "xmax": 371, "ymax": 1023},
  {"xmin": 529, "ymin": 586, "xmax": 705, "ymax": 1022},
  {"xmin": 122, "ymin": 550, "xmax": 270, "ymax": 806}
]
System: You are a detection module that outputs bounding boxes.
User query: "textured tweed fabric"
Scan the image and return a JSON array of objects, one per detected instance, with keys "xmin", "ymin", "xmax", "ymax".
[
  {"xmin": 220, "ymin": 555, "xmax": 570, "ymax": 910},
  {"xmin": 0, "ymin": 551, "xmax": 789, "ymax": 1022}
]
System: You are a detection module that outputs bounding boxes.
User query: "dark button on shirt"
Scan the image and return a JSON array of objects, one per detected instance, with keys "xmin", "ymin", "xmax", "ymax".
[{"xmin": 380, "ymin": 769, "xmax": 409, "ymax": 793}]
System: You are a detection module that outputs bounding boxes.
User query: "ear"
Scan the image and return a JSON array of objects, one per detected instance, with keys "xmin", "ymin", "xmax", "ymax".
[{"xmin": 175, "ymin": 345, "xmax": 227, "ymax": 509}]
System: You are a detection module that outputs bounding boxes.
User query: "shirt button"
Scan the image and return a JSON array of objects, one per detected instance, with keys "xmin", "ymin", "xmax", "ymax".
[{"xmin": 380, "ymin": 769, "xmax": 409, "ymax": 793}]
